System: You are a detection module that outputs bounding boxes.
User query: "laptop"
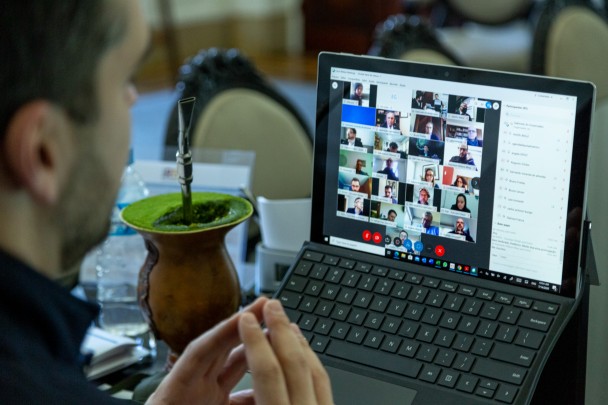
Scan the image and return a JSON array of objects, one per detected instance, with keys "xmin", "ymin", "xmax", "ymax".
[{"xmin": 273, "ymin": 52, "xmax": 596, "ymax": 405}]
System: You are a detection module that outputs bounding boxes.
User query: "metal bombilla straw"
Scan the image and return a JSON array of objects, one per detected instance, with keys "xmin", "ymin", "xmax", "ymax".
[{"xmin": 176, "ymin": 97, "xmax": 196, "ymax": 224}]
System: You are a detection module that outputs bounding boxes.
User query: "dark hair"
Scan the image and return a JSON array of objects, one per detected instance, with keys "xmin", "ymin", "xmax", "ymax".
[
  {"xmin": 453, "ymin": 175, "xmax": 468, "ymax": 187},
  {"xmin": 354, "ymin": 82, "xmax": 363, "ymax": 90},
  {"xmin": 0, "ymin": 1, "xmax": 127, "ymax": 137},
  {"xmin": 455, "ymin": 193, "xmax": 468, "ymax": 208},
  {"xmin": 389, "ymin": 141, "xmax": 398, "ymax": 149},
  {"xmin": 388, "ymin": 209, "xmax": 397, "ymax": 216}
]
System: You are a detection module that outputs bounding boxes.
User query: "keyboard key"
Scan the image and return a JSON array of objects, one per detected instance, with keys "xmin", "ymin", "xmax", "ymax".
[
  {"xmin": 299, "ymin": 296, "xmax": 318, "ymax": 313},
  {"xmin": 346, "ymin": 327, "xmax": 367, "ymax": 344},
  {"xmin": 314, "ymin": 301, "xmax": 334, "ymax": 317},
  {"xmin": 388, "ymin": 269, "xmax": 406, "ymax": 280},
  {"xmin": 491, "ymin": 342, "xmax": 535, "ymax": 367},
  {"xmin": 341, "ymin": 272, "xmax": 360, "ymax": 287},
  {"xmin": 363, "ymin": 313, "xmax": 384, "ymax": 330},
  {"xmin": 404, "ymin": 303, "xmax": 424, "ymax": 321},
  {"xmin": 475, "ymin": 387, "xmax": 495, "ymax": 399},
  {"xmin": 372, "ymin": 266, "xmax": 389, "ymax": 277},
  {"xmin": 398, "ymin": 322, "xmax": 419, "ymax": 338},
  {"xmin": 471, "ymin": 338, "xmax": 493, "ymax": 356},
  {"xmin": 310, "ymin": 264, "xmax": 329, "ymax": 280},
  {"xmin": 278, "ymin": 291, "xmax": 302, "ymax": 309},
  {"xmin": 325, "ymin": 268, "xmax": 344, "ymax": 283},
  {"xmin": 480, "ymin": 303, "xmax": 502, "ymax": 320},
  {"xmin": 339, "ymin": 259, "xmax": 356, "ymax": 269},
  {"xmin": 495, "ymin": 383, "xmax": 519, "ymax": 403},
  {"xmin": 358, "ymin": 275, "xmax": 377, "ymax": 291},
  {"xmin": 320, "ymin": 285, "xmax": 340, "ymax": 300},
  {"xmin": 380, "ymin": 317, "xmax": 402, "ymax": 334},
  {"xmin": 336, "ymin": 287, "xmax": 356, "ymax": 304},
  {"xmin": 363, "ymin": 331, "xmax": 384, "ymax": 348},
  {"xmin": 495, "ymin": 293, "xmax": 513, "ymax": 305},
  {"xmin": 354, "ymin": 262, "xmax": 372, "ymax": 273},
  {"xmin": 285, "ymin": 275, "xmax": 308, "ymax": 292},
  {"xmin": 514, "ymin": 328, "xmax": 544, "ymax": 349},
  {"xmin": 421, "ymin": 308, "xmax": 442, "ymax": 325},
  {"xmin": 311, "ymin": 335, "xmax": 329, "ymax": 353},
  {"xmin": 313, "ymin": 319, "xmax": 334, "ymax": 335},
  {"xmin": 327, "ymin": 340, "xmax": 422, "ymax": 378},
  {"xmin": 386, "ymin": 299, "xmax": 407, "ymax": 317},
  {"xmin": 514, "ymin": 297, "xmax": 533, "ymax": 309},
  {"xmin": 453, "ymin": 353, "xmax": 475, "ymax": 372},
  {"xmin": 440, "ymin": 281, "xmax": 458, "ymax": 292},
  {"xmin": 330, "ymin": 322, "xmax": 350, "ymax": 340},
  {"xmin": 435, "ymin": 330, "xmax": 456, "ymax": 348},
  {"xmin": 438, "ymin": 370, "xmax": 460, "ymax": 388},
  {"xmin": 532, "ymin": 301, "xmax": 559, "ymax": 315},
  {"xmin": 426, "ymin": 291, "xmax": 447, "ymax": 307},
  {"xmin": 416, "ymin": 345, "xmax": 438, "ymax": 362},
  {"xmin": 419, "ymin": 364, "xmax": 441, "ymax": 383},
  {"xmin": 322, "ymin": 255, "xmax": 339, "ymax": 266},
  {"xmin": 459, "ymin": 285, "xmax": 477, "ymax": 297},
  {"xmin": 499, "ymin": 308, "xmax": 521, "ymax": 325},
  {"xmin": 472, "ymin": 358, "xmax": 526, "ymax": 385},
  {"xmin": 405, "ymin": 273, "xmax": 423, "ymax": 285},
  {"xmin": 496, "ymin": 325, "xmax": 518, "ymax": 343},
  {"xmin": 330, "ymin": 304, "xmax": 350, "ymax": 321},
  {"xmin": 453, "ymin": 335, "xmax": 474, "ymax": 352},
  {"xmin": 303, "ymin": 251, "xmax": 323, "ymax": 262},
  {"xmin": 299, "ymin": 314, "xmax": 317, "ymax": 331},
  {"xmin": 294, "ymin": 261, "xmax": 314, "ymax": 276},
  {"xmin": 374, "ymin": 279, "xmax": 394, "ymax": 295},
  {"xmin": 391, "ymin": 283, "xmax": 411, "ymax": 299},
  {"xmin": 456, "ymin": 375, "xmax": 479, "ymax": 393},
  {"xmin": 477, "ymin": 320, "xmax": 498, "ymax": 338},
  {"xmin": 398, "ymin": 339, "xmax": 419, "ymax": 358},
  {"xmin": 304, "ymin": 280, "xmax": 323, "ymax": 296},
  {"xmin": 408, "ymin": 287, "xmax": 429, "ymax": 303},
  {"xmin": 476, "ymin": 289, "xmax": 493, "ymax": 300},
  {"xmin": 422, "ymin": 277, "xmax": 440, "ymax": 288},
  {"xmin": 416, "ymin": 326, "xmax": 437, "ymax": 343},
  {"xmin": 434, "ymin": 349, "xmax": 456, "ymax": 367},
  {"xmin": 458, "ymin": 316, "xmax": 479, "ymax": 334},
  {"xmin": 380, "ymin": 335, "xmax": 401, "ymax": 353},
  {"xmin": 444, "ymin": 295, "xmax": 465, "ymax": 312},
  {"xmin": 353, "ymin": 291, "xmax": 372, "ymax": 308},
  {"xmin": 519, "ymin": 311, "xmax": 553, "ymax": 332},
  {"xmin": 462, "ymin": 298, "xmax": 482, "ymax": 316},
  {"xmin": 439, "ymin": 313, "xmax": 461, "ymax": 330}
]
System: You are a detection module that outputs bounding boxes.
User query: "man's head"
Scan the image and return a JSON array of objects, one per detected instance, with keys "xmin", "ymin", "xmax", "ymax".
[
  {"xmin": 399, "ymin": 230, "xmax": 408, "ymax": 241},
  {"xmin": 0, "ymin": 1, "xmax": 150, "ymax": 275},
  {"xmin": 387, "ymin": 209, "xmax": 397, "ymax": 222},
  {"xmin": 354, "ymin": 83, "xmax": 363, "ymax": 96},
  {"xmin": 356, "ymin": 159, "xmax": 365, "ymax": 171},
  {"xmin": 459, "ymin": 144, "xmax": 468, "ymax": 158},
  {"xmin": 422, "ymin": 211, "xmax": 433, "ymax": 228},
  {"xmin": 385, "ymin": 112, "xmax": 395, "ymax": 127},
  {"xmin": 354, "ymin": 197, "xmax": 363, "ymax": 210},
  {"xmin": 468, "ymin": 127, "xmax": 477, "ymax": 140},
  {"xmin": 455, "ymin": 218, "xmax": 465, "ymax": 232},
  {"xmin": 385, "ymin": 158, "xmax": 393, "ymax": 168},
  {"xmin": 388, "ymin": 142, "xmax": 399, "ymax": 153},
  {"xmin": 459, "ymin": 102, "xmax": 468, "ymax": 113},
  {"xmin": 347, "ymin": 127, "xmax": 357, "ymax": 140},
  {"xmin": 384, "ymin": 185, "xmax": 393, "ymax": 198},
  {"xmin": 350, "ymin": 178, "xmax": 360, "ymax": 192},
  {"xmin": 425, "ymin": 122, "xmax": 433, "ymax": 134}
]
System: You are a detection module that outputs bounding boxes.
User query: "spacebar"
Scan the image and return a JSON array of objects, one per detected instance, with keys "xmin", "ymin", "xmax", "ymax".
[{"xmin": 326, "ymin": 340, "xmax": 422, "ymax": 378}]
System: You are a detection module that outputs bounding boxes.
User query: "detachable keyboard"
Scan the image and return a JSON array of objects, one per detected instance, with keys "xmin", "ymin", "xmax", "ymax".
[{"xmin": 276, "ymin": 248, "xmax": 558, "ymax": 404}]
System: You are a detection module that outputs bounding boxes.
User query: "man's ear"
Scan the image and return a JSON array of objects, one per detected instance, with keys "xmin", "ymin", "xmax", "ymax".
[{"xmin": 3, "ymin": 100, "xmax": 69, "ymax": 205}]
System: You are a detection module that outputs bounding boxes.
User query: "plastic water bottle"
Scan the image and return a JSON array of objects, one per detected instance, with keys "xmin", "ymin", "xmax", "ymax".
[{"xmin": 96, "ymin": 149, "xmax": 150, "ymax": 338}]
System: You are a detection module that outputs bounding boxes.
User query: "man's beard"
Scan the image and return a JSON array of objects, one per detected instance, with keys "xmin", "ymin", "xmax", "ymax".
[{"xmin": 55, "ymin": 147, "xmax": 117, "ymax": 273}]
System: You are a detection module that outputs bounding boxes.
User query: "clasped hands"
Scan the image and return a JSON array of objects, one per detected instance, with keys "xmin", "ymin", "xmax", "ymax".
[{"xmin": 146, "ymin": 297, "xmax": 333, "ymax": 405}]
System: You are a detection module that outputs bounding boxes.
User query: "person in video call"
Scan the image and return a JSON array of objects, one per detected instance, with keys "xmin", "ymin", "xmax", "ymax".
[
  {"xmin": 381, "ymin": 111, "xmax": 399, "ymax": 130},
  {"xmin": 346, "ymin": 197, "xmax": 367, "ymax": 216},
  {"xmin": 424, "ymin": 168, "xmax": 440, "ymax": 189},
  {"xmin": 412, "ymin": 91, "xmax": 424, "ymax": 109},
  {"xmin": 355, "ymin": 158, "xmax": 369, "ymax": 175},
  {"xmin": 341, "ymin": 127, "xmax": 363, "ymax": 147},
  {"xmin": 377, "ymin": 158, "xmax": 399, "ymax": 180},
  {"xmin": 449, "ymin": 143, "xmax": 476, "ymax": 166},
  {"xmin": 418, "ymin": 187, "xmax": 431, "ymax": 205},
  {"xmin": 421, "ymin": 211, "xmax": 440, "ymax": 235},
  {"xmin": 386, "ymin": 141, "xmax": 406, "ymax": 158},
  {"xmin": 451, "ymin": 193, "xmax": 471, "ymax": 213},
  {"xmin": 350, "ymin": 177, "xmax": 361, "ymax": 192},
  {"xmin": 453, "ymin": 175, "xmax": 469, "ymax": 191},
  {"xmin": 0, "ymin": 2, "xmax": 333, "ymax": 404},
  {"xmin": 449, "ymin": 218, "xmax": 475, "ymax": 242},
  {"xmin": 384, "ymin": 185, "xmax": 398, "ymax": 203},
  {"xmin": 351, "ymin": 82, "xmax": 364, "ymax": 105},
  {"xmin": 433, "ymin": 93, "xmax": 443, "ymax": 112},
  {"xmin": 387, "ymin": 209, "xmax": 398, "ymax": 222},
  {"xmin": 398, "ymin": 230, "xmax": 415, "ymax": 253},
  {"xmin": 456, "ymin": 101, "xmax": 473, "ymax": 121},
  {"xmin": 466, "ymin": 127, "xmax": 482, "ymax": 147},
  {"xmin": 424, "ymin": 121, "xmax": 441, "ymax": 141}
]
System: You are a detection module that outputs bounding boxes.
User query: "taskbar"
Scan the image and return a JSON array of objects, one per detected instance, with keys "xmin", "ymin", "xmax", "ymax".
[{"xmin": 384, "ymin": 248, "xmax": 561, "ymax": 295}]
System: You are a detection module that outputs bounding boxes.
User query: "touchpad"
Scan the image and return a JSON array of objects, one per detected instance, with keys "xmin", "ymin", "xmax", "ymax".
[{"xmin": 326, "ymin": 365, "xmax": 418, "ymax": 405}]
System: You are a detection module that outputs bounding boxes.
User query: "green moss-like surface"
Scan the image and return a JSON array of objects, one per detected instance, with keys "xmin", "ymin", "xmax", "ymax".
[{"xmin": 121, "ymin": 192, "xmax": 252, "ymax": 233}]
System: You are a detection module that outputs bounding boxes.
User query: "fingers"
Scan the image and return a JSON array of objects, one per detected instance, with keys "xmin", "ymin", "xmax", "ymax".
[
  {"xmin": 263, "ymin": 300, "xmax": 317, "ymax": 403},
  {"xmin": 239, "ymin": 299, "xmax": 334, "ymax": 405},
  {"xmin": 170, "ymin": 297, "xmax": 268, "ymax": 380},
  {"xmin": 290, "ymin": 324, "xmax": 334, "ymax": 405},
  {"xmin": 239, "ymin": 311, "xmax": 290, "ymax": 405}
]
